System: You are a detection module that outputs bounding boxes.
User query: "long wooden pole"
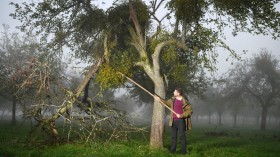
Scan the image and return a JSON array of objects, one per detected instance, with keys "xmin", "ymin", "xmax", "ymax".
[{"xmin": 118, "ymin": 72, "xmax": 178, "ymax": 114}]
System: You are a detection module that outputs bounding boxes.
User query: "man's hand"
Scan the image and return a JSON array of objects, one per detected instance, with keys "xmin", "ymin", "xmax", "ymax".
[{"xmin": 176, "ymin": 114, "xmax": 182, "ymax": 118}]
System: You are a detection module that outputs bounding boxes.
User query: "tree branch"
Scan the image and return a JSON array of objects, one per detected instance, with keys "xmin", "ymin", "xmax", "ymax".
[
  {"xmin": 104, "ymin": 33, "xmax": 110, "ymax": 62},
  {"xmin": 129, "ymin": 1, "xmax": 146, "ymax": 49},
  {"xmin": 152, "ymin": 39, "xmax": 187, "ymax": 79},
  {"xmin": 135, "ymin": 61, "xmax": 154, "ymax": 80}
]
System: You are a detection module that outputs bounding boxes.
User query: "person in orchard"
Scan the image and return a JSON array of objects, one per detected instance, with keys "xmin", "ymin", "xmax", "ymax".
[{"xmin": 154, "ymin": 87, "xmax": 193, "ymax": 155}]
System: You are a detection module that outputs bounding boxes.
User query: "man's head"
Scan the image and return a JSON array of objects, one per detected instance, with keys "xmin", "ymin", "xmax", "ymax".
[{"xmin": 173, "ymin": 87, "xmax": 183, "ymax": 97}]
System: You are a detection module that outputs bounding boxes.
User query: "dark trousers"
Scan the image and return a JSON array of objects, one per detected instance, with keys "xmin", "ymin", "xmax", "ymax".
[{"xmin": 170, "ymin": 119, "xmax": 186, "ymax": 153}]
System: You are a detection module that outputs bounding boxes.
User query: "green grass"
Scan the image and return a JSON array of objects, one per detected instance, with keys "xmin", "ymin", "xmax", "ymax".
[{"xmin": 0, "ymin": 121, "xmax": 280, "ymax": 157}]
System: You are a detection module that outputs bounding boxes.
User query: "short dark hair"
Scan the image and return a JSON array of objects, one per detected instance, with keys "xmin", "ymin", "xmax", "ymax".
[{"xmin": 175, "ymin": 87, "xmax": 183, "ymax": 96}]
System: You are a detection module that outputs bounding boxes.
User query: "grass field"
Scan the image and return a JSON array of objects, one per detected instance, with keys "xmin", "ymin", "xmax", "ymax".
[{"xmin": 0, "ymin": 120, "xmax": 280, "ymax": 157}]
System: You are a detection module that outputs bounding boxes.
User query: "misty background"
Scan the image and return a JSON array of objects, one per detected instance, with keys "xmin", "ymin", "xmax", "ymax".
[{"xmin": 0, "ymin": 0, "xmax": 280, "ymax": 131}]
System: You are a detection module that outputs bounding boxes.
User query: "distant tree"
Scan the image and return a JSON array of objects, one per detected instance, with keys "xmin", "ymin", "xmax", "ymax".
[
  {"xmin": 192, "ymin": 97, "xmax": 215, "ymax": 124},
  {"xmin": 222, "ymin": 49, "xmax": 280, "ymax": 130},
  {"xmin": 0, "ymin": 24, "xmax": 39, "ymax": 124},
  {"xmin": 221, "ymin": 62, "xmax": 250, "ymax": 127},
  {"xmin": 207, "ymin": 80, "xmax": 230, "ymax": 126},
  {"xmin": 246, "ymin": 49, "xmax": 280, "ymax": 130},
  {"xmin": 268, "ymin": 104, "xmax": 280, "ymax": 129}
]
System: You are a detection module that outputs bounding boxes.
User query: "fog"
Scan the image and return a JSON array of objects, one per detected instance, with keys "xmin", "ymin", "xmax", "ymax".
[
  {"xmin": 0, "ymin": 0, "xmax": 279, "ymax": 133},
  {"xmin": 1, "ymin": 92, "xmax": 279, "ymax": 131}
]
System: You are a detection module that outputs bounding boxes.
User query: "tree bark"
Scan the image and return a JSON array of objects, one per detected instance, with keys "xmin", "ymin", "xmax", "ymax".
[
  {"xmin": 149, "ymin": 77, "xmax": 166, "ymax": 149},
  {"xmin": 128, "ymin": 1, "xmax": 179, "ymax": 149},
  {"xmin": 260, "ymin": 106, "xmax": 268, "ymax": 130}
]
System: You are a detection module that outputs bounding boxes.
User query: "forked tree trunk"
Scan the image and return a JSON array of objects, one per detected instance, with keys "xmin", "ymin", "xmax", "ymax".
[{"xmin": 128, "ymin": 1, "xmax": 181, "ymax": 149}]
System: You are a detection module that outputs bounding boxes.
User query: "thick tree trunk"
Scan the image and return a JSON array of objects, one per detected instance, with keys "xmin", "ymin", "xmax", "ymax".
[
  {"xmin": 149, "ymin": 77, "xmax": 166, "ymax": 149},
  {"xmin": 260, "ymin": 106, "xmax": 268, "ymax": 131}
]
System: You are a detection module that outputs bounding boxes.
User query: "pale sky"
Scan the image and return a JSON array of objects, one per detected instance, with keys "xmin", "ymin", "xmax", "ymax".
[{"xmin": 1, "ymin": 0, "xmax": 279, "ymax": 77}]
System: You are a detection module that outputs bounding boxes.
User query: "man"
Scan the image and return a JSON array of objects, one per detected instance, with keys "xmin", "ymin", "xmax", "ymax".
[{"xmin": 155, "ymin": 87, "xmax": 193, "ymax": 154}]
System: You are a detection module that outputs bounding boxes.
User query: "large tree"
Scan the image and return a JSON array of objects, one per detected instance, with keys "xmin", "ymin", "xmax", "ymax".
[{"xmin": 10, "ymin": 0, "xmax": 280, "ymax": 148}]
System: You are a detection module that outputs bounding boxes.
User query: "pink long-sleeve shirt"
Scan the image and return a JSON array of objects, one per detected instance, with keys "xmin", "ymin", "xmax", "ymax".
[{"xmin": 173, "ymin": 98, "xmax": 184, "ymax": 120}]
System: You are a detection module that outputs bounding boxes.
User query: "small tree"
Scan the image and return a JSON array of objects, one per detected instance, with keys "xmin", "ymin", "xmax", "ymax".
[{"xmin": 223, "ymin": 63, "xmax": 249, "ymax": 127}]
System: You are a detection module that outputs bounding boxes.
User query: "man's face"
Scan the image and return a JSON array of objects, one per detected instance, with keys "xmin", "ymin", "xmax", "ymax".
[{"xmin": 173, "ymin": 90, "xmax": 180, "ymax": 97}]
